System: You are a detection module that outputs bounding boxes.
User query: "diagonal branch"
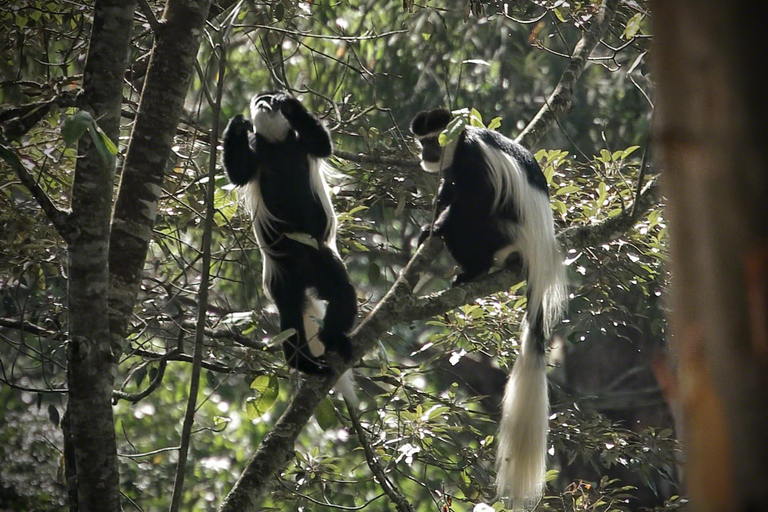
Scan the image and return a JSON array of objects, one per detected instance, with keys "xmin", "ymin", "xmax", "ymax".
[
  {"xmin": 218, "ymin": 175, "xmax": 660, "ymax": 512},
  {"xmin": 218, "ymin": 237, "xmax": 444, "ymax": 512},
  {"xmin": 10, "ymin": 156, "xmax": 73, "ymax": 243},
  {"xmin": 345, "ymin": 398, "xmax": 416, "ymax": 512},
  {"xmin": 515, "ymin": 0, "xmax": 621, "ymax": 148}
]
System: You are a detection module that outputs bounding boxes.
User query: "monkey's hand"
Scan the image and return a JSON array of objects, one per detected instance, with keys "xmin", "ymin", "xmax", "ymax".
[
  {"xmin": 222, "ymin": 114, "xmax": 258, "ymax": 186},
  {"xmin": 224, "ymin": 114, "xmax": 253, "ymax": 138},
  {"xmin": 277, "ymin": 95, "xmax": 305, "ymax": 121},
  {"xmin": 418, "ymin": 225, "xmax": 434, "ymax": 246}
]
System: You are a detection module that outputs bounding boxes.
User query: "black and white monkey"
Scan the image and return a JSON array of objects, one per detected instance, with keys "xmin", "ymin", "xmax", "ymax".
[
  {"xmin": 222, "ymin": 91, "xmax": 357, "ymax": 374},
  {"xmin": 411, "ymin": 109, "xmax": 568, "ymax": 506}
]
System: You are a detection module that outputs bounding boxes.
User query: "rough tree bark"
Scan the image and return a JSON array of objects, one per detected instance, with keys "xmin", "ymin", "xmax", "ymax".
[
  {"xmin": 109, "ymin": 0, "xmax": 212, "ymax": 352},
  {"xmin": 64, "ymin": 1, "xmax": 137, "ymax": 511},
  {"xmin": 651, "ymin": 1, "xmax": 768, "ymax": 511}
]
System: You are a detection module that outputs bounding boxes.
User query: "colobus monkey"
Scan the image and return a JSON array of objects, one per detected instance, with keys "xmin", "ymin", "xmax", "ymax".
[
  {"xmin": 222, "ymin": 91, "xmax": 357, "ymax": 374},
  {"xmin": 411, "ymin": 109, "xmax": 568, "ymax": 507}
]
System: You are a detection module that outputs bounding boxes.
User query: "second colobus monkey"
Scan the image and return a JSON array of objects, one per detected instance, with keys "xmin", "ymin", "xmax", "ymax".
[
  {"xmin": 222, "ymin": 91, "xmax": 357, "ymax": 374},
  {"xmin": 411, "ymin": 109, "xmax": 568, "ymax": 507}
]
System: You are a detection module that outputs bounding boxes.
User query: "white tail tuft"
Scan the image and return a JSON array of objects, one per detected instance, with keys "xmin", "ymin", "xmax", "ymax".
[
  {"xmin": 303, "ymin": 293, "xmax": 359, "ymax": 405},
  {"xmin": 480, "ymin": 143, "xmax": 567, "ymax": 338},
  {"xmin": 495, "ymin": 325, "xmax": 549, "ymax": 510},
  {"xmin": 336, "ymin": 369, "xmax": 358, "ymax": 405},
  {"xmin": 303, "ymin": 293, "xmax": 326, "ymax": 358}
]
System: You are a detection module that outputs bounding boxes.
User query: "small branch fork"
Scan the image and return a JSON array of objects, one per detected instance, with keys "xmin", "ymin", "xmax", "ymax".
[
  {"xmin": 345, "ymin": 397, "xmax": 416, "ymax": 512},
  {"xmin": 216, "ymin": 168, "xmax": 657, "ymax": 511}
]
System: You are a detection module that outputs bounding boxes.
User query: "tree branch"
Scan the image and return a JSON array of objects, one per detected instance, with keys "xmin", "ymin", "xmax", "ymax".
[
  {"xmin": 10, "ymin": 156, "xmax": 73, "ymax": 243},
  {"xmin": 335, "ymin": 149, "xmax": 421, "ymax": 169},
  {"xmin": 345, "ymin": 398, "xmax": 416, "ymax": 512},
  {"xmin": 0, "ymin": 90, "xmax": 78, "ymax": 141},
  {"xmin": 112, "ymin": 349, "xmax": 175, "ymax": 404},
  {"xmin": 558, "ymin": 176, "xmax": 659, "ymax": 253},
  {"xmin": 109, "ymin": 0, "xmax": 213, "ymax": 356},
  {"xmin": 169, "ymin": 36, "xmax": 227, "ymax": 512},
  {"xmin": 65, "ymin": 1, "xmax": 138, "ymax": 510},
  {"xmin": 515, "ymin": 0, "xmax": 621, "ymax": 148},
  {"xmin": 218, "ymin": 176, "xmax": 660, "ymax": 511}
]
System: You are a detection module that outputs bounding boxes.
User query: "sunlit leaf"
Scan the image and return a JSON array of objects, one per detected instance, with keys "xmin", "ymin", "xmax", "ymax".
[
  {"xmin": 486, "ymin": 117, "xmax": 502, "ymax": 131},
  {"xmin": 266, "ymin": 328, "xmax": 296, "ymax": 348},
  {"xmin": 439, "ymin": 115, "xmax": 467, "ymax": 147},
  {"xmin": 246, "ymin": 375, "xmax": 279, "ymax": 419},
  {"xmin": 623, "ymin": 13, "xmax": 644, "ymax": 40}
]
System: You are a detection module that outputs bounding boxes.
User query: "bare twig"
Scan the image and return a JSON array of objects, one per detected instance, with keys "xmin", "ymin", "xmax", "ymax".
[
  {"xmin": 334, "ymin": 149, "xmax": 421, "ymax": 169},
  {"xmin": 6, "ymin": 150, "xmax": 73, "ymax": 242},
  {"xmin": 137, "ymin": 0, "xmax": 162, "ymax": 34},
  {"xmin": 112, "ymin": 349, "xmax": 175, "ymax": 404},
  {"xmin": 168, "ymin": 36, "xmax": 229, "ymax": 512},
  {"xmin": 127, "ymin": 347, "xmax": 239, "ymax": 374},
  {"xmin": 345, "ymin": 398, "xmax": 416, "ymax": 512}
]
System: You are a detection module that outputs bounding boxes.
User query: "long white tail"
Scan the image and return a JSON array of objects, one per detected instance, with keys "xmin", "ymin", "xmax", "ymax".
[
  {"xmin": 495, "ymin": 325, "xmax": 549, "ymax": 509},
  {"xmin": 483, "ymin": 142, "xmax": 567, "ymax": 508}
]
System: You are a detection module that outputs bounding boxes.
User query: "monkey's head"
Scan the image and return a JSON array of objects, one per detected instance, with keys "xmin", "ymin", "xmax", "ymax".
[
  {"xmin": 250, "ymin": 91, "xmax": 293, "ymax": 142},
  {"xmin": 410, "ymin": 109, "xmax": 452, "ymax": 173}
]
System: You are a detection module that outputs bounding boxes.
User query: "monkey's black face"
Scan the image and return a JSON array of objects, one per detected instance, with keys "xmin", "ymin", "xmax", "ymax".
[
  {"xmin": 419, "ymin": 136, "xmax": 442, "ymax": 164},
  {"xmin": 250, "ymin": 91, "xmax": 292, "ymax": 142},
  {"xmin": 411, "ymin": 109, "xmax": 454, "ymax": 173}
]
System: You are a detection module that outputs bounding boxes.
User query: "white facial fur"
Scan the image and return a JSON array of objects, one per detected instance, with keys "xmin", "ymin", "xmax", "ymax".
[
  {"xmin": 419, "ymin": 132, "xmax": 459, "ymax": 174},
  {"xmin": 250, "ymin": 95, "xmax": 291, "ymax": 142}
]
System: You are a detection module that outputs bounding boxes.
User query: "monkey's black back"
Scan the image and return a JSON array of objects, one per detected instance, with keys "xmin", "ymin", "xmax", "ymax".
[{"xmin": 437, "ymin": 127, "xmax": 549, "ymax": 282}]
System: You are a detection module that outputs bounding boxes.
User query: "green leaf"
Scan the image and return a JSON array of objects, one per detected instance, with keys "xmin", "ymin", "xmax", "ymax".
[
  {"xmin": 622, "ymin": 145, "xmax": 641, "ymax": 159},
  {"xmin": 213, "ymin": 188, "xmax": 238, "ymax": 225},
  {"xmin": 246, "ymin": 374, "xmax": 279, "ymax": 419},
  {"xmin": 439, "ymin": 115, "xmax": 467, "ymax": 147},
  {"xmin": 554, "ymin": 185, "xmax": 580, "ymax": 196},
  {"xmin": 486, "ymin": 116, "xmax": 502, "ymax": 131},
  {"xmin": 62, "ymin": 110, "xmax": 117, "ymax": 167},
  {"xmin": 267, "ymin": 328, "xmax": 296, "ymax": 348},
  {"xmin": 623, "ymin": 13, "xmax": 644, "ymax": 40},
  {"xmin": 469, "ymin": 108, "xmax": 484, "ymax": 127},
  {"xmin": 213, "ymin": 416, "xmax": 231, "ymax": 427},
  {"xmin": 0, "ymin": 143, "xmax": 24, "ymax": 174},
  {"xmin": 315, "ymin": 397, "xmax": 337, "ymax": 430}
]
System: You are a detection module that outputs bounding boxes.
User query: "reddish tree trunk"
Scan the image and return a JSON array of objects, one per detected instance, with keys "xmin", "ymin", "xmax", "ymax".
[{"xmin": 651, "ymin": 1, "xmax": 768, "ymax": 510}]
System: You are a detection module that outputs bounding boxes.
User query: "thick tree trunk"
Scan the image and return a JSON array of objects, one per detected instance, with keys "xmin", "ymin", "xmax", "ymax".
[
  {"xmin": 651, "ymin": 2, "xmax": 768, "ymax": 510},
  {"xmin": 108, "ymin": 0, "xmax": 212, "ymax": 352},
  {"xmin": 65, "ymin": 1, "xmax": 137, "ymax": 511}
]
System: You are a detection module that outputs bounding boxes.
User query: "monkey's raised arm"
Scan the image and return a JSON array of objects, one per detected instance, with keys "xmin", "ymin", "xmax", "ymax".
[
  {"xmin": 277, "ymin": 96, "xmax": 333, "ymax": 158},
  {"xmin": 222, "ymin": 114, "xmax": 263, "ymax": 186}
]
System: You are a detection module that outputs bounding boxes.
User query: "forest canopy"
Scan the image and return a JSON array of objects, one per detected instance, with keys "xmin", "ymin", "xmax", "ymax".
[{"xmin": 0, "ymin": 1, "xmax": 678, "ymax": 511}]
